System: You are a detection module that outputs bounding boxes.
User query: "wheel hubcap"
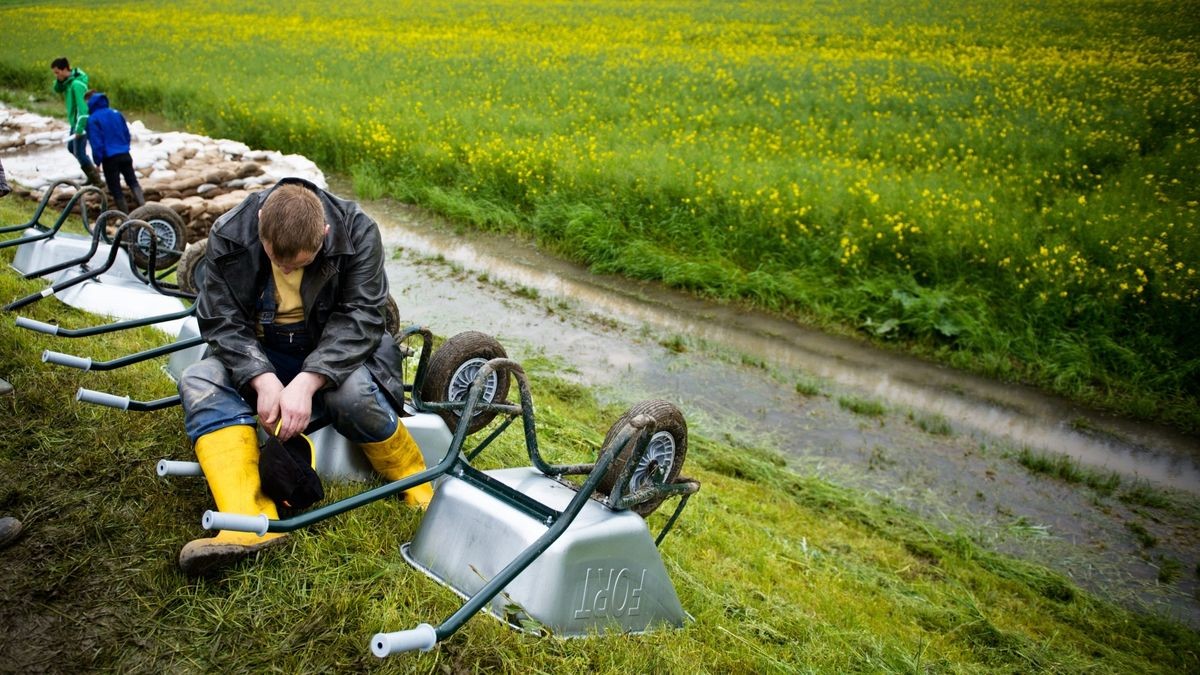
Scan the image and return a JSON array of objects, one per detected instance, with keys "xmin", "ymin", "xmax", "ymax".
[
  {"xmin": 448, "ymin": 357, "xmax": 498, "ymax": 415},
  {"xmin": 630, "ymin": 430, "xmax": 675, "ymax": 492},
  {"xmin": 135, "ymin": 219, "xmax": 178, "ymax": 260}
]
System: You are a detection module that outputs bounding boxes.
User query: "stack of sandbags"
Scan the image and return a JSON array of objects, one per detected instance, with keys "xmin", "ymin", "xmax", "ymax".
[
  {"xmin": 1, "ymin": 104, "xmax": 325, "ymax": 243},
  {"xmin": 0, "ymin": 107, "xmax": 62, "ymax": 151}
]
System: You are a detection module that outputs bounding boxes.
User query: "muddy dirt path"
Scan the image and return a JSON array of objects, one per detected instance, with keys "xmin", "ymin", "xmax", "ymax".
[{"xmin": 344, "ymin": 183, "xmax": 1200, "ymax": 628}]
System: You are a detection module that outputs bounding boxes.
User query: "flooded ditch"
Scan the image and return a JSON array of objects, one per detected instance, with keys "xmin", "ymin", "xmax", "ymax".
[{"xmin": 350, "ymin": 185, "xmax": 1200, "ymax": 628}]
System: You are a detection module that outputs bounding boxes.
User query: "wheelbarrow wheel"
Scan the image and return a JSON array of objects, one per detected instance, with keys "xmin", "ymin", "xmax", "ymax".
[
  {"xmin": 126, "ymin": 203, "xmax": 185, "ymax": 271},
  {"xmin": 175, "ymin": 236, "xmax": 209, "ymax": 296},
  {"xmin": 420, "ymin": 331, "xmax": 510, "ymax": 435},
  {"xmin": 384, "ymin": 294, "xmax": 402, "ymax": 339},
  {"xmin": 597, "ymin": 399, "xmax": 687, "ymax": 517}
]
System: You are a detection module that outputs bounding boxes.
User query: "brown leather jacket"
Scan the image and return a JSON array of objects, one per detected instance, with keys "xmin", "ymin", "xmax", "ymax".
[{"xmin": 195, "ymin": 177, "xmax": 405, "ymax": 406}]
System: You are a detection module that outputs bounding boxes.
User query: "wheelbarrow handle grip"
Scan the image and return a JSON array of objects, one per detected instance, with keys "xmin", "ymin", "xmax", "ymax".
[
  {"xmin": 157, "ymin": 460, "xmax": 203, "ymax": 477},
  {"xmin": 15, "ymin": 317, "xmax": 59, "ymax": 335},
  {"xmin": 202, "ymin": 510, "xmax": 269, "ymax": 536},
  {"xmin": 75, "ymin": 388, "xmax": 130, "ymax": 410},
  {"xmin": 371, "ymin": 624, "xmax": 438, "ymax": 657},
  {"xmin": 43, "ymin": 349, "xmax": 92, "ymax": 370}
]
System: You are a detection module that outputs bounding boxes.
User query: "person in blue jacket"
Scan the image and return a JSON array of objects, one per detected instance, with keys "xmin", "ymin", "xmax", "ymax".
[{"xmin": 85, "ymin": 91, "xmax": 144, "ymax": 214}]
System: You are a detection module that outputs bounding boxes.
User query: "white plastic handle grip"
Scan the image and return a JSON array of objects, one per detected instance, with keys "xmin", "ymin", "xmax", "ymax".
[
  {"xmin": 75, "ymin": 388, "xmax": 130, "ymax": 409},
  {"xmin": 15, "ymin": 317, "xmax": 59, "ymax": 335},
  {"xmin": 156, "ymin": 460, "xmax": 203, "ymax": 477},
  {"xmin": 202, "ymin": 511, "xmax": 269, "ymax": 536},
  {"xmin": 43, "ymin": 350, "xmax": 92, "ymax": 370},
  {"xmin": 371, "ymin": 624, "xmax": 438, "ymax": 657}
]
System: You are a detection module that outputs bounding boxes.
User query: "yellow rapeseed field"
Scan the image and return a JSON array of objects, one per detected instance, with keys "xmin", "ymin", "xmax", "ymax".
[{"xmin": 1, "ymin": 0, "xmax": 1197, "ymax": 425}]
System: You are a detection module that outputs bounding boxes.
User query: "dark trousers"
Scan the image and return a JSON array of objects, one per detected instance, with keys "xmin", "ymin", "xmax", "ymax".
[
  {"xmin": 101, "ymin": 153, "xmax": 141, "ymax": 213},
  {"xmin": 67, "ymin": 135, "xmax": 93, "ymax": 170}
]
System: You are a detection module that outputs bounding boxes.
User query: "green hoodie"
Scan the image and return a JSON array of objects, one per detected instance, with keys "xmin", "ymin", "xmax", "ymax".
[{"xmin": 53, "ymin": 67, "xmax": 90, "ymax": 135}]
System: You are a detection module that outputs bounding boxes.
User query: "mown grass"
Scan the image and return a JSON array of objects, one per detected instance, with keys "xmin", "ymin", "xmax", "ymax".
[
  {"xmin": 0, "ymin": 0, "xmax": 1197, "ymax": 433},
  {"xmin": 2, "ymin": 198, "xmax": 1199, "ymax": 671}
]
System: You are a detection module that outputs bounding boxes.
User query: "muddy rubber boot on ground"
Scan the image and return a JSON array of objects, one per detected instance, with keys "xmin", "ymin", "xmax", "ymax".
[
  {"xmin": 359, "ymin": 424, "xmax": 434, "ymax": 508},
  {"xmin": 110, "ymin": 188, "xmax": 128, "ymax": 215},
  {"xmin": 131, "ymin": 184, "xmax": 146, "ymax": 207},
  {"xmin": 179, "ymin": 425, "xmax": 287, "ymax": 577},
  {"xmin": 0, "ymin": 517, "xmax": 22, "ymax": 549},
  {"xmin": 83, "ymin": 165, "xmax": 104, "ymax": 188}
]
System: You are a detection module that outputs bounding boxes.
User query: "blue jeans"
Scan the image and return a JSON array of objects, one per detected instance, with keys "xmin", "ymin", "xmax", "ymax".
[
  {"xmin": 68, "ymin": 134, "xmax": 94, "ymax": 170},
  {"xmin": 179, "ymin": 356, "xmax": 399, "ymax": 444}
]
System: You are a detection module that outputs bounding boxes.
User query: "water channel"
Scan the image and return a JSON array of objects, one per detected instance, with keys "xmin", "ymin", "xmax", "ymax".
[{"xmin": 355, "ymin": 187, "xmax": 1200, "ymax": 494}]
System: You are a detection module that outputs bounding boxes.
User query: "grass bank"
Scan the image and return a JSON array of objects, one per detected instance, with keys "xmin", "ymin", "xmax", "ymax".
[
  {"xmin": 1, "ymin": 197, "xmax": 1198, "ymax": 671},
  {"xmin": 1, "ymin": 0, "xmax": 1197, "ymax": 432}
]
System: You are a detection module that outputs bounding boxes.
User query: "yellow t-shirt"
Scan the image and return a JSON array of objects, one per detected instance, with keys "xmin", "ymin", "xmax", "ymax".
[{"xmin": 271, "ymin": 263, "xmax": 305, "ymax": 324}]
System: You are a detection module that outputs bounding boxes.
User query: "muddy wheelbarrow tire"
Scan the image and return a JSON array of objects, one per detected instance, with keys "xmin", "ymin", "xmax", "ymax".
[
  {"xmin": 175, "ymin": 236, "xmax": 209, "ymax": 296},
  {"xmin": 597, "ymin": 399, "xmax": 688, "ymax": 517},
  {"xmin": 419, "ymin": 331, "xmax": 510, "ymax": 435},
  {"xmin": 384, "ymin": 294, "xmax": 402, "ymax": 339},
  {"xmin": 126, "ymin": 203, "xmax": 186, "ymax": 271}
]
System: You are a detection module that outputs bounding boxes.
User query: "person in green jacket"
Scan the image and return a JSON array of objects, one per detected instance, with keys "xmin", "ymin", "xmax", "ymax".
[{"xmin": 50, "ymin": 57, "xmax": 103, "ymax": 186}]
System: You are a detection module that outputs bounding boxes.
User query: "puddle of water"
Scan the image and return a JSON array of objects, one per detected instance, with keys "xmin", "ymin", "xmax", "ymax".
[{"xmin": 356, "ymin": 190, "xmax": 1200, "ymax": 495}]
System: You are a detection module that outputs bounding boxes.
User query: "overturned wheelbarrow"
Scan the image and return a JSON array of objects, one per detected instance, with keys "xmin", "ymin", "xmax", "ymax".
[
  {"xmin": 7, "ymin": 193, "xmax": 189, "ymax": 322},
  {"xmin": 205, "ymin": 359, "xmax": 700, "ymax": 656}
]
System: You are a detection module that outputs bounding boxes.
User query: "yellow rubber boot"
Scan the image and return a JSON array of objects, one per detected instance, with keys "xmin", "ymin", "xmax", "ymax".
[
  {"xmin": 359, "ymin": 424, "xmax": 434, "ymax": 508},
  {"xmin": 178, "ymin": 425, "xmax": 287, "ymax": 576}
]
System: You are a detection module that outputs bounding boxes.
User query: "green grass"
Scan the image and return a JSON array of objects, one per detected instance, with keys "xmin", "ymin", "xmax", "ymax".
[
  {"xmin": 1125, "ymin": 521, "xmax": 1158, "ymax": 549},
  {"xmin": 0, "ymin": 0, "xmax": 1197, "ymax": 433},
  {"xmin": 1120, "ymin": 480, "xmax": 1175, "ymax": 510},
  {"xmin": 1158, "ymin": 557, "xmax": 1183, "ymax": 584},
  {"xmin": 911, "ymin": 411, "xmax": 954, "ymax": 436},
  {"xmin": 2, "ymin": 196, "xmax": 1198, "ymax": 670},
  {"xmin": 837, "ymin": 395, "xmax": 887, "ymax": 418},
  {"xmin": 1017, "ymin": 448, "xmax": 1123, "ymax": 497},
  {"xmin": 794, "ymin": 375, "xmax": 823, "ymax": 397},
  {"xmin": 1015, "ymin": 448, "xmax": 1186, "ymax": 513}
]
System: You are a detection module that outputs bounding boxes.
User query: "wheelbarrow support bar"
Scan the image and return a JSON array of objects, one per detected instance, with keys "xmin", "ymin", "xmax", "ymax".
[
  {"xmin": 75, "ymin": 387, "xmax": 180, "ymax": 411},
  {"xmin": 16, "ymin": 304, "xmax": 196, "ymax": 338}
]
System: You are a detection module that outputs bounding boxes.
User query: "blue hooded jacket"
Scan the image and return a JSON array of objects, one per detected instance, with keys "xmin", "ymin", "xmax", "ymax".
[{"xmin": 85, "ymin": 93, "xmax": 131, "ymax": 164}]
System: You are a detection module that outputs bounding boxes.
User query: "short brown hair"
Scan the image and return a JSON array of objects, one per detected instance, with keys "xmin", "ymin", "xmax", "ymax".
[{"xmin": 259, "ymin": 184, "xmax": 325, "ymax": 259}]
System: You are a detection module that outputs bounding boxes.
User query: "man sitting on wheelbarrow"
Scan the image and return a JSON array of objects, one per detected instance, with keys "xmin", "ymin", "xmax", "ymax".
[{"xmin": 177, "ymin": 178, "xmax": 432, "ymax": 576}]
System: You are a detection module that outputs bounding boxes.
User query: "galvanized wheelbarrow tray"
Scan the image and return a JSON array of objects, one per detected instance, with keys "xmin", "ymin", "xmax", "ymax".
[{"xmin": 206, "ymin": 358, "xmax": 700, "ymax": 656}]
